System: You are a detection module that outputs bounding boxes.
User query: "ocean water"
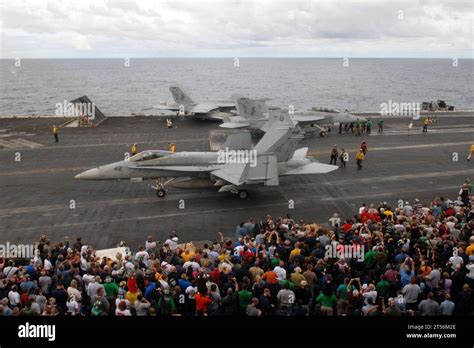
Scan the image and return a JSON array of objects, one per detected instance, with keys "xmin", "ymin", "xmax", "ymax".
[{"xmin": 0, "ymin": 58, "xmax": 472, "ymax": 116}]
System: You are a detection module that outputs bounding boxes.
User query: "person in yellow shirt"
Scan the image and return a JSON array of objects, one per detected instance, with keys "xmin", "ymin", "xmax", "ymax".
[
  {"xmin": 168, "ymin": 143, "xmax": 177, "ymax": 152},
  {"xmin": 466, "ymin": 237, "xmax": 474, "ymax": 256},
  {"xmin": 467, "ymin": 144, "xmax": 474, "ymax": 161},
  {"xmin": 131, "ymin": 143, "xmax": 138, "ymax": 156},
  {"xmin": 180, "ymin": 249, "xmax": 194, "ymax": 262},
  {"xmin": 52, "ymin": 125, "xmax": 59, "ymax": 143},
  {"xmin": 289, "ymin": 242, "xmax": 302, "ymax": 263},
  {"xmin": 356, "ymin": 149, "xmax": 365, "ymax": 170},
  {"xmin": 422, "ymin": 116, "xmax": 430, "ymax": 133}
]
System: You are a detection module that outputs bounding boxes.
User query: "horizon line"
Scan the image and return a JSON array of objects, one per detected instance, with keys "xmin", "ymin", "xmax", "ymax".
[{"xmin": 0, "ymin": 56, "xmax": 473, "ymax": 60}]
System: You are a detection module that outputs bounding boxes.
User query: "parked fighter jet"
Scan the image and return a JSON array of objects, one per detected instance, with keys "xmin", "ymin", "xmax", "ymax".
[
  {"xmin": 75, "ymin": 106, "xmax": 338, "ymax": 199},
  {"xmin": 220, "ymin": 97, "xmax": 365, "ymax": 136},
  {"xmin": 154, "ymin": 86, "xmax": 236, "ymax": 120}
]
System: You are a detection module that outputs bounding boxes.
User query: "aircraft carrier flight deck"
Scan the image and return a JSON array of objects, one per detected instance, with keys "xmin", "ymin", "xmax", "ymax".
[{"xmin": 0, "ymin": 113, "xmax": 473, "ymax": 249}]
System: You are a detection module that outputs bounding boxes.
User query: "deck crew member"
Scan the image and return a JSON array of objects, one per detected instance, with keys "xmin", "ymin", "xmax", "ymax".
[
  {"xmin": 329, "ymin": 145, "xmax": 338, "ymax": 165},
  {"xmin": 168, "ymin": 143, "xmax": 176, "ymax": 152},
  {"xmin": 131, "ymin": 143, "xmax": 138, "ymax": 156},
  {"xmin": 339, "ymin": 148, "xmax": 347, "ymax": 169},
  {"xmin": 356, "ymin": 148, "xmax": 365, "ymax": 170},
  {"xmin": 52, "ymin": 125, "xmax": 59, "ymax": 143},
  {"xmin": 360, "ymin": 141, "xmax": 368, "ymax": 155},
  {"xmin": 422, "ymin": 116, "xmax": 430, "ymax": 133},
  {"xmin": 467, "ymin": 144, "xmax": 474, "ymax": 161}
]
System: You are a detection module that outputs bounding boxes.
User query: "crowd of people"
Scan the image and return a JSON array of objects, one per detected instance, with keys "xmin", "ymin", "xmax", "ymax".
[
  {"xmin": 0, "ymin": 186, "xmax": 473, "ymax": 317},
  {"xmin": 337, "ymin": 118, "xmax": 383, "ymax": 136}
]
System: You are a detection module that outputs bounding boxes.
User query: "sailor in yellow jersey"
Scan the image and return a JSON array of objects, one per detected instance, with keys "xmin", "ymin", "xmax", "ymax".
[
  {"xmin": 422, "ymin": 116, "xmax": 430, "ymax": 133},
  {"xmin": 52, "ymin": 125, "xmax": 59, "ymax": 143},
  {"xmin": 467, "ymin": 144, "xmax": 474, "ymax": 161},
  {"xmin": 356, "ymin": 148, "xmax": 365, "ymax": 170},
  {"xmin": 168, "ymin": 143, "xmax": 176, "ymax": 152},
  {"xmin": 131, "ymin": 143, "xmax": 138, "ymax": 156}
]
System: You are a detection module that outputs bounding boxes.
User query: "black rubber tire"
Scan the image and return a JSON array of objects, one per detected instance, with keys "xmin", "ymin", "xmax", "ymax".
[
  {"xmin": 238, "ymin": 189, "xmax": 248, "ymax": 199},
  {"xmin": 157, "ymin": 189, "xmax": 166, "ymax": 198}
]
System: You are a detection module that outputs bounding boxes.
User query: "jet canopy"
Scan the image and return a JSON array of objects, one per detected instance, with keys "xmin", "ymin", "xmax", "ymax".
[{"xmin": 129, "ymin": 150, "xmax": 171, "ymax": 162}]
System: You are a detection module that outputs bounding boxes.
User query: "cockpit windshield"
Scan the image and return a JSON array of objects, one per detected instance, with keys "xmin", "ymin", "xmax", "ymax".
[{"xmin": 129, "ymin": 151, "xmax": 168, "ymax": 162}]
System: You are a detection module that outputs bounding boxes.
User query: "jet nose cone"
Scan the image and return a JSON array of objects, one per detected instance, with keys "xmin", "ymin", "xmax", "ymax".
[{"xmin": 75, "ymin": 168, "xmax": 100, "ymax": 180}]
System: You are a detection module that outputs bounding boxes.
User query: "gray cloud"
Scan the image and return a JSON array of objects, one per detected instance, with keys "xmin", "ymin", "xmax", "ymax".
[{"xmin": 0, "ymin": 0, "xmax": 472, "ymax": 58}]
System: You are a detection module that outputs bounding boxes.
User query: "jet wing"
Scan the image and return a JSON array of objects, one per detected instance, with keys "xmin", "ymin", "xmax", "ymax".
[
  {"xmin": 293, "ymin": 115, "xmax": 326, "ymax": 124},
  {"xmin": 191, "ymin": 102, "xmax": 221, "ymax": 114},
  {"xmin": 282, "ymin": 162, "xmax": 339, "ymax": 175},
  {"xmin": 219, "ymin": 122, "xmax": 250, "ymax": 129},
  {"xmin": 211, "ymin": 164, "xmax": 248, "ymax": 185},
  {"xmin": 211, "ymin": 154, "xmax": 279, "ymax": 187},
  {"xmin": 131, "ymin": 165, "xmax": 219, "ymax": 172},
  {"xmin": 153, "ymin": 104, "xmax": 180, "ymax": 111}
]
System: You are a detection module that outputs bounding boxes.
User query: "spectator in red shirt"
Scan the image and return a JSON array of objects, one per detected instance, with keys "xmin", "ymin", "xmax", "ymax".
[{"xmin": 195, "ymin": 290, "xmax": 212, "ymax": 315}]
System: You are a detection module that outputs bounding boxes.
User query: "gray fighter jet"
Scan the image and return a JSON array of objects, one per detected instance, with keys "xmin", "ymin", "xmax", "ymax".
[
  {"xmin": 75, "ymin": 108, "xmax": 338, "ymax": 199},
  {"xmin": 221, "ymin": 97, "xmax": 365, "ymax": 136},
  {"xmin": 154, "ymin": 86, "xmax": 236, "ymax": 120}
]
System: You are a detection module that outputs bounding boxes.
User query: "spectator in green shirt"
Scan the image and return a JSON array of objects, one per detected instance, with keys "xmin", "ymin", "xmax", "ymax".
[
  {"xmin": 316, "ymin": 291, "xmax": 338, "ymax": 316},
  {"xmin": 376, "ymin": 275, "xmax": 391, "ymax": 299},
  {"xmin": 238, "ymin": 284, "xmax": 253, "ymax": 314}
]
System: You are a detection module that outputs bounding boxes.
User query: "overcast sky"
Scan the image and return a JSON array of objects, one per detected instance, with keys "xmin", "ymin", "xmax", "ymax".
[{"xmin": 0, "ymin": 0, "xmax": 472, "ymax": 58}]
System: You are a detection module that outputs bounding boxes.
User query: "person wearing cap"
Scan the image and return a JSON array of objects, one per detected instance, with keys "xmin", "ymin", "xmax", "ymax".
[{"xmin": 329, "ymin": 145, "xmax": 339, "ymax": 165}]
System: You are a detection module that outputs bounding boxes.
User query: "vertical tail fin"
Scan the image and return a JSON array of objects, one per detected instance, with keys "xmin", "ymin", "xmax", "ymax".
[
  {"xmin": 170, "ymin": 86, "xmax": 193, "ymax": 105},
  {"xmin": 254, "ymin": 110, "xmax": 302, "ymax": 162},
  {"xmin": 267, "ymin": 107, "xmax": 295, "ymax": 128},
  {"xmin": 234, "ymin": 96, "xmax": 268, "ymax": 120}
]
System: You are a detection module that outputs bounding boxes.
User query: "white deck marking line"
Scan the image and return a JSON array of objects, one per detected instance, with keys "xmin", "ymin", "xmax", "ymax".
[
  {"xmin": 9, "ymin": 138, "xmax": 44, "ymax": 148},
  {"xmin": 0, "ymin": 137, "xmax": 208, "ymax": 151},
  {"xmin": 0, "ymin": 139, "xmax": 18, "ymax": 149},
  {"xmin": 308, "ymin": 141, "xmax": 474, "ymax": 156},
  {"xmin": 370, "ymin": 128, "xmax": 474, "ymax": 136}
]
